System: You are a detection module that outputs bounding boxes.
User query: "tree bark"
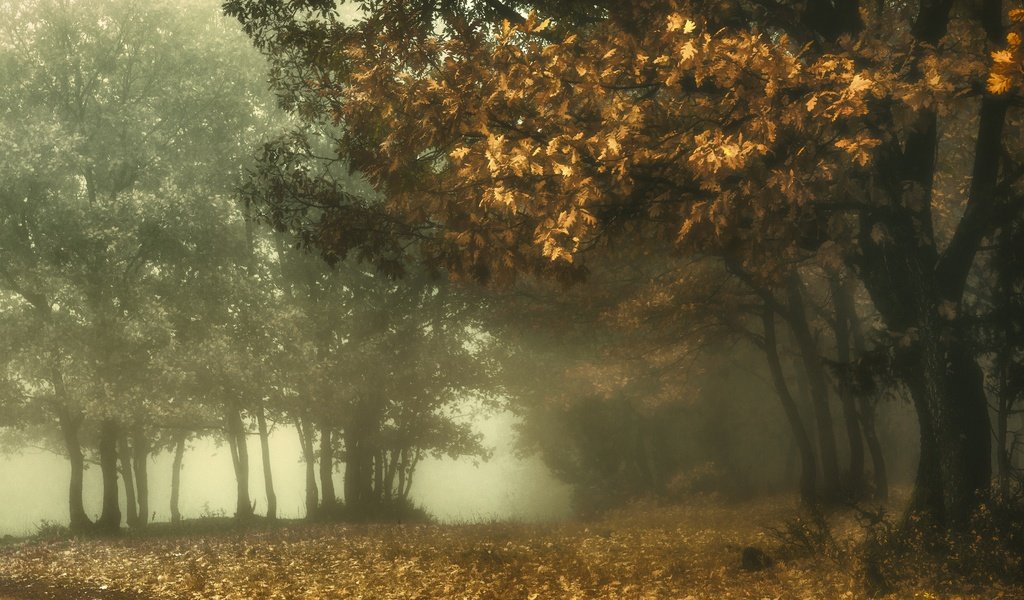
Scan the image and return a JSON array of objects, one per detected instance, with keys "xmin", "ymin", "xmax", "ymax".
[
  {"xmin": 96, "ymin": 419, "xmax": 121, "ymax": 532},
  {"xmin": 343, "ymin": 430, "xmax": 372, "ymax": 510},
  {"xmin": 786, "ymin": 273, "xmax": 842, "ymax": 500},
  {"xmin": 132, "ymin": 425, "xmax": 149, "ymax": 526},
  {"xmin": 118, "ymin": 434, "xmax": 139, "ymax": 528},
  {"xmin": 170, "ymin": 433, "xmax": 185, "ymax": 524},
  {"xmin": 255, "ymin": 403, "xmax": 277, "ymax": 520},
  {"xmin": 225, "ymin": 406, "xmax": 253, "ymax": 520},
  {"xmin": 763, "ymin": 308, "xmax": 818, "ymax": 506},
  {"xmin": 319, "ymin": 420, "xmax": 336, "ymax": 511},
  {"xmin": 58, "ymin": 407, "xmax": 91, "ymax": 532},
  {"xmin": 296, "ymin": 417, "xmax": 318, "ymax": 518},
  {"xmin": 830, "ymin": 272, "xmax": 867, "ymax": 496}
]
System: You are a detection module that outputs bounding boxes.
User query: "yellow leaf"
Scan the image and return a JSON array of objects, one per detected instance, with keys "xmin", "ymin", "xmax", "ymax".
[
  {"xmin": 988, "ymin": 73, "xmax": 1012, "ymax": 95},
  {"xmin": 680, "ymin": 41, "xmax": 696, "ymax": 61},
  {"xmin": 992, "ymin": 49, "xmax": 1014, "ymax": 64},
  {"xmin": 848, "ymin": 73, "xmax": 872, "ymax": 94}
]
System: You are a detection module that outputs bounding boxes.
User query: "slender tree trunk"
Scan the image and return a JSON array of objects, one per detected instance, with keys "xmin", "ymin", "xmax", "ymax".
[
  {"xmin": 319, "ymin": 420, "xmax": 336, "ymax": 511},
  {"xmin": 97, "ymin": 419, "xmax": 121, "ymax": 532},
  {"xmin": 830, "ymin": 272, "xmax": 867, "ymax": 496},
  {"xmin": 297, "ymin": 418, "xmax": 318, "ymax": 518},
  {"xmin": 395, "ymin": 449, "xmax": 406, "ymax": 501},
  {"xmin": 255, "ymin": 404, "xmax": 277, "ymax": 520},
  {"xmin": 402, "ymin": 449, "xmax": 421, "ymax": 500},
  {"xmin": 170, "ymin": 434, "xmax": 185, "ymax": 524},
  {"xmin": 373, "ymin": 450, "xmax": 384, "ymax": 502},
  {"xmin": 118, "ymin": 434, "xmax": 139, "ymax": 528},
  {"xmin": 132, "ymin": 425, "xmax": 149, "ymax": 526},
  {"xmin": 344, "ymin": 432, "xmax": 370, "ymax": 509},
  {"xmin": 859, "ymin": 396, "xmax": 889, "ymax": 501},
  {"xmin": 384, "ymin": 449, "xmax": 398, "ymax": 501},
  {"xmin": 58, "ymin": 408, "xmax": 92, "ymax": 532},
  {"xmin": 763, "ymin": 309, "xmax": 818, "ymax": 506},
  {"xmin": 786, "ymin": 273, "xmax": 842, "ymax": 500},
  {"xmin": 843, "ymin": 278, "xmax": 890, "ymax": 501}
]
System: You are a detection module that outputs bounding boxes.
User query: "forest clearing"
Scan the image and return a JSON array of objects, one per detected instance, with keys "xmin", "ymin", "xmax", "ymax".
[
  {"xmin": 2, "ymin": 0, "xmax": 1024, "ymax": 598},
  {"xmin": 0, "ymin": 493, "xmax": 1019, "ymax": 600}
]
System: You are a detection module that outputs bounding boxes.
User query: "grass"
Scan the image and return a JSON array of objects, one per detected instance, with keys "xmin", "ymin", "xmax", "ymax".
[{"xmin": 0, "ymin": 492, "xmax": 1020, "ymax": 599}]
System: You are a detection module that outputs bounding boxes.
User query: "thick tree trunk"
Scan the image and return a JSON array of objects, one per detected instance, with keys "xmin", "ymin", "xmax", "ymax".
[
  {"xmin": 319, "ymin": 421, "xmax": 336, "ymax": 511},
  {"xmin": 786, "ymin": 273, "xmax": 842, "ymax": 500},
  {"xmin": 763, "ymin": 309, "xmax": 818, "ymax": 505},
  {"xmin": 343, "ymin": 431, "xmax": 372, "ymax": 510},
  {"xmin": 58, "ymin": 408, "xmax": 91, "ymax": 532},
  {"xmin": 97, "ymin": 419, "xmax": 121, "ymax": 532},
  {"xmin": 132, "ymin": 426, "xmax": 149, "ymax": 526},
  {"xmin": 118, "ymin": 434, "xmax": 139, "ymax": 528},
  {"xmin": 170, "ymin": 434, "xmax": 185, "ymax": 524},
  {"xmin": 225, "ymin": 406, "xmax": 253, "ymax": 520},
  {"xmin": 255, "ymin": 404, "xmax": 277, "ymax": 520},
  {"xmin": 297, "ymin": 418, "xmax": 318, "ymax": 518}
]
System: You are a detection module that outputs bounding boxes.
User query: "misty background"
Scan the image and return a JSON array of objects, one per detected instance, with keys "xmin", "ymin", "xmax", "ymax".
[{"xmin": 0, "ymin": 411, "xmax": 572, "ymax": 535}]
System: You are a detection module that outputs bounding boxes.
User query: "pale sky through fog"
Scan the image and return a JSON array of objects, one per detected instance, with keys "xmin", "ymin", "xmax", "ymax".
[{"xmin": 0, "ymin": 411, "xmax": 571, "ymax": 535}]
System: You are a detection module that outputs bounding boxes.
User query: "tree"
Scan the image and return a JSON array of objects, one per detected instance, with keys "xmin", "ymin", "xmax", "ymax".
[
  {"xmin": 228, "ymin": 0, "xmax": 1024, "ymax": 528},
  {"xmin": 0, "ymin": 0, "xmax": 281, "ymax": 531}
]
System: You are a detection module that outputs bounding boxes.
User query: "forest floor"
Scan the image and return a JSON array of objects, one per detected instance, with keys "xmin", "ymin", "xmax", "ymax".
[{"xmin": 0, "ymin": 493, "xmax": 1020, "ymax": 599}]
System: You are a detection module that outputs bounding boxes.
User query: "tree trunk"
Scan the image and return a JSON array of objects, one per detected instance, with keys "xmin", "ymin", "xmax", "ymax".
[
  {"xmin": 343, "ymin": 431, "xmax": 372, "ymax": 510},
  {"xmin": 319, "ymin": 420, "xmax": 336, "ymax": 511},
  {"xmin": 296, "ymin": 418, "xmax": 318, "ymax": 518},
  {"xmin": 859, "ymin": 396, "xmax": 889, "ymax": 502},
  {"xmin": 763, "ymin": 309, "xmax": 818, "ymax": 506},
  {"xmin": 786, "ymin": 273, "xmax": 842, "ymax": 500},
  {"xmin": 830, "ymin": 272, "xmax": 867, "ymax": 496},
  {"xmin": 58, "ymin": 408, "xmax": 91, "ymax": 532},
  {"xmin": 118, "ymin": 434, "xmax": 139, "ymax": 528},
  {"xmin": 225, "ymin": 406, "xmax": 253, "ymax": 520},
  {"xmin": 255, "ymin": 404, "xmax": 277, "ymax": 520},
  {"xmin": 170, "ymin": 433, "xmax": 185, "ymax": 524},
  {"xmin": 132, "ymin": 425, "xmax": 149, "ymax": 526},
  {"xmin": 97, "ymin": 419, "xmax": 121, "ymax": 532}
]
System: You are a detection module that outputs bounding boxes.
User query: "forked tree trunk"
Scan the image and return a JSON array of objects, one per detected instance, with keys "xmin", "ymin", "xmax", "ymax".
[
  {"xmin": 786, "ymin": 273, "xmax": 842, "ymax": 500},
  {"xmin": 763, "ymin": 309, "xmax": 818, "ymax": 506},
  {"xmin": 97, "ymin": 419, "xmax": 121, "ymax": 532},
  {"xmin": 225, "ymin": 406, "xmax": 253, "ymax": 520},
  {"xmin": 58, "ymin": 407, "xmax": 92, "ymax": 532},
  {"xmin": 841, "ymin": 276, "xmax": 889, "ymax": 501}
]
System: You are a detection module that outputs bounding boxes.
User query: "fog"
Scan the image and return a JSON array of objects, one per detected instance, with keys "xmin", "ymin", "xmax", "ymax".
[{"xmin": 0, "ymin": 412, "xmax": 571, "ymax": 536}]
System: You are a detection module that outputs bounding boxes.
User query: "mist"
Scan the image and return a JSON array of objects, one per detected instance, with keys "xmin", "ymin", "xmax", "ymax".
[
  {"xmin": 0, "ymin": 412, "xmax": 570, "ymax": 536},
  {"xmin": 1, "ymin": 0, "xmax": 1023, "ymax": 598}
]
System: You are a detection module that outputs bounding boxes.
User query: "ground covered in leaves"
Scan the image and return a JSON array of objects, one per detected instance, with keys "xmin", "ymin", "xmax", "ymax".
[{"xmin": 0, "ymin": 496, "xmax": 1020, "ymax": 599}]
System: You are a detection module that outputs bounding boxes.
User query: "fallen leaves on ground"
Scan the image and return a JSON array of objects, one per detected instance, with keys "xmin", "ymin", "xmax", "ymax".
[{"xmin": 0, "ymin": 496, "xmax": 1018, "ymax": 599}]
